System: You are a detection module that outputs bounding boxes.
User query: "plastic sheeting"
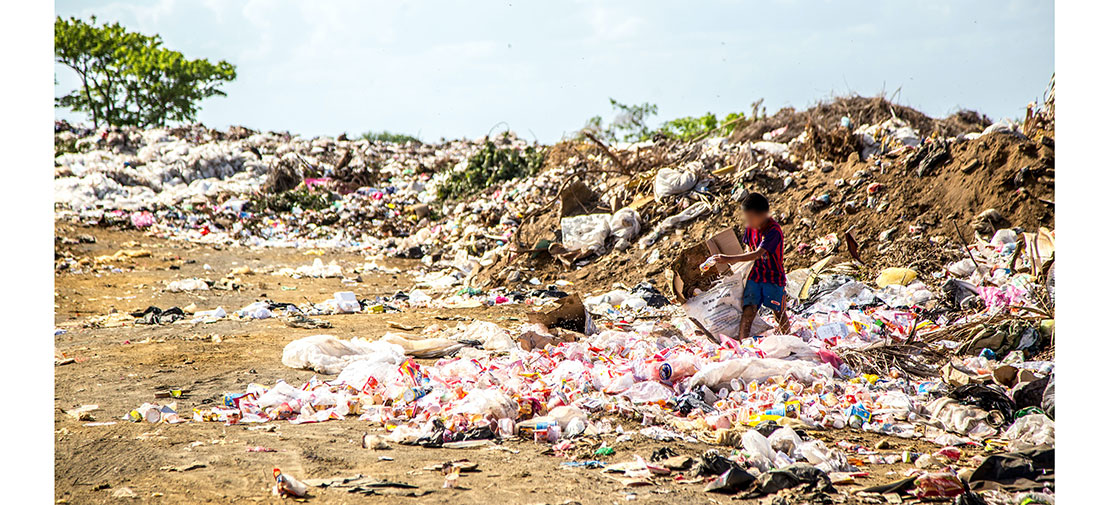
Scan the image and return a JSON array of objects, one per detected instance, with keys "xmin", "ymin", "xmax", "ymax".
[{"xmin": 281, "ymin": 334, "xmax": 405, "ymax": 374}]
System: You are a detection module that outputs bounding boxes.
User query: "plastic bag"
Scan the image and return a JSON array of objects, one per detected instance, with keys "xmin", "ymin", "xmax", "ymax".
[
  {"xmin": 281, "ymin": 334, "xmax": 405, "ymax": 374},
  {"xmin": 453, "ymin": 389, "xmax": 518, "ymax": 420},
  {"xmin": 798, "ymin": 439, "xmax": 850, "ymax": 473},
  {"xmin": 620, "ymin": 380, "xmax": 674, "ymax": 404},
  {"xmin": 609, "ymin": 208, "xmax": 641, "ymax": 241},
  {"xmin": 742, "ymin": 429, "xmax": 776, "ymax": 460},
  {"xmin": 333, "ymin": 360, "xmax": 402, "ymax": 389},
  {"xmin": 167, "ymin": 278, "xmax": 209, "ymax": 292},
  {"xmin": 690, "ymin": 357, "xmax": 835, "ymax": 390},
  {"xmin": 757, "ymin": 335, "xmax": 817, "ymax": 361},
  {"xmin": 333, "ymin": 291, "xmax": 360, "ymax": 313},
  {"xmin": 768, "ymin": 425, "xmax": 803, "ymax": 454},
  {"xmin": 925, "ymin": 397, "xmax": 998, "ymax": 440},
  {"xmin": 682, "ymin": 260, "xmax": 752, "ymax": 339},
  {"xmin": 561, "ymin": 213, "xmax": 611, "ymax": 254},
  {"xmin": 547, "ymin": 405, "xmax": 587, "ymax": 430},
  {"xmin": 453, "ymin": 320, "xmax": 515, "ymax": 351},
  {"xmin": 1004, "ymin": 414, "xmax": 1054, "ymax": 451},
  {"xmin": 875, "ymin": 281, "xmax": 933, "ymax": 308},
  {"xmin": 876, "ymin": 268, "xmax": 917, "ymax": 288},
  {"xmin": 653, "ymin": 167, "xmax": 697, "ymax": 201},
  {"xmin": 814, "ymin": 281, "xmax": 874, "ymax": 312},
  {"xmin": 379, "ymin": 332, "xmax": 464, "ymax": 359}
]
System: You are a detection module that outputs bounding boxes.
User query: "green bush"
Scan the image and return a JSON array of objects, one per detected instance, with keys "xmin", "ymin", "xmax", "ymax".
[
  {"xmin": 657, "ymin": 112, "xmax": 745, "ymax": 141},
  {"xmin": 360, "ymin": 130, "xmax": 422, "ymax": 144},
  {"xmin": 250, "ymin": 187, "xmax": 335, "ymax": 213},
  {"xmin": 436, "ymin": 140, "xmax": 546, "ymax": 201}
]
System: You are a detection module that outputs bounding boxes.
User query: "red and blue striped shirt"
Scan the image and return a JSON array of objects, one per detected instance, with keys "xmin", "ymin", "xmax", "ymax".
[{"xmin": 745, "ymin": 219, "xmax": 786, "ymax": 286}]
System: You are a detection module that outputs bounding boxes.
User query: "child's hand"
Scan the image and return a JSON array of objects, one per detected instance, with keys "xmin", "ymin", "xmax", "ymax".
[{"xmin": 700, "ymin": 255, "xmax": 723, "ymax": 274}]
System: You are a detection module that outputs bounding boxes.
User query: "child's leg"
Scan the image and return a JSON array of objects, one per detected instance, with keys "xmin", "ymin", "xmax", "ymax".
[
  {"xmin": 739, "ymin": 305, "xmax": 758, "ymax": 340},
  {"xmin": 773, "ymin": 309, "xmax": 790, "ymax": 334}
]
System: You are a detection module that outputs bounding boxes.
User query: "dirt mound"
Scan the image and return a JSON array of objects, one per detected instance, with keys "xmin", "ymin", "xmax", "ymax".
[
  {"xmin": 730, "ymin": 95, "xmax": 992, "ymax": 145},
  {"xmin": 473, "ymin": 131, "xmax": 1053, "ymax": 297}
]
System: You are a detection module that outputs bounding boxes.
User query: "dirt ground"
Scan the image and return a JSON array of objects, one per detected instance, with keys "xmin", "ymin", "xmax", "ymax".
[{"xmin": 55, "ymin": 224, "xmax": 982, "ymax": 504}]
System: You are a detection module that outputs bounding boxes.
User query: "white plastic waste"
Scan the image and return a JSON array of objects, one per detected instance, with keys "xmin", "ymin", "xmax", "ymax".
[
  {"xmin": 797, "ymin": 439, "xmax": 851, "ymax": 473},
  {"xmin": 333, "ymin": 360, "xmax": 402, "ymax": 390},
  {"xmin": 452, "ymin": 320, "xmax": 515, "ymax": 351},
  {"xmin": 742, "ymin": 429, "xmax": 776, "ymax": 460},
  {"xmin": 619, "ymin": 380, "xmax": 674, "ymax": 404},
  {"xmin": 925, "ymin": 397, "xmax": 998, "ymax": 440},
  {"xmin": 608, "ymin": 207, "xmax": 641, "ymax": 241},
  {"xmin": 768, "ymin": 425, "xmax": 803, "ymax": 454},
  {"xmin": 757, "ymin": 335, "xmax": 818, "ymax": 361},
  {"xmin": 690, "ymin": 357, "xmax": 835, "ymax": 390},
  {"xmin": 653, "ymin": 167, "xmax": 697, "ymax": 201},
  {"xmin": 333, "ymin": 291, "xmax": 360, "ymax": 313},
  {"xmin": 561, "ymin": 213, "xmax": 611, "ymax": 254},
  {"xmin": 1004, "ymin": 413, "xmax": 1054, "ymax": 451},
  {"xmin": 167, "ymin": 278, "xmax": 209, "ymax": 292},
  {"xmin": 378, "ymin": 332, "xmax": 465, "ymax": 359},
  {"xmin": 281, "ymin": 334, "xmax": 405, "ymax": 374},
  {"xmin": 875, "ymin": 281, "xmax": 933, "ymax": 308},
  {"xmin": 453, "ymin": 389, "xmax": 518, "ymax": 420},
  {"xmin": 193, "ymin": 306, "xmax": 226, "ymax": 320},
  {"xmin": 990, "ymin": 229, "xmax": 1019, "ymax": 246}
]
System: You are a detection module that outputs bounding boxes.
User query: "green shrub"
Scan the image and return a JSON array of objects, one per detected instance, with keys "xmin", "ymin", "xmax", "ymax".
[
  {"xmin": 360, "ymin": 130, "xmax": 422, "ymax": 144},
  {"xmin": 436, "ymin": 140, "xmax": 546, "ymax": 201},
  {"xmin": 250, "ymin": 187, "xmax": 335, "ymax": 213}
]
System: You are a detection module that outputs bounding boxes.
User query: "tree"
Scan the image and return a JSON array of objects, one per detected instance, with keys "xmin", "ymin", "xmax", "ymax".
[
  {"xmin": 55, "ymin": 16, "xmax": 236, "ymax": 128},
  {"xmin": 581, "ymin": 98, "xmax": 659, "ymax": 143}
]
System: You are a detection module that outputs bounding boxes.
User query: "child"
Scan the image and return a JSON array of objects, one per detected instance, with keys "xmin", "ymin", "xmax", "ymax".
[{"xmin": 704, "ymin": 192, "xmax": 789, "ymax": 339}]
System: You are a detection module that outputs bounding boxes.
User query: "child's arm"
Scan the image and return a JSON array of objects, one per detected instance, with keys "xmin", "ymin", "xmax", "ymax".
[
  {"xmin": 703, "ymin": 249, "xmax": 766, "ymax": 272},
  {"xmin": 716, "ymin": 249, "xmax": 767, "ymax": 264}
]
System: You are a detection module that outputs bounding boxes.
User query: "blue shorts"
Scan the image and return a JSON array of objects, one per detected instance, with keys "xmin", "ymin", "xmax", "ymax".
[{"xmin": 743, "ymin": 281, "xmax": 786, "ymax": 312}]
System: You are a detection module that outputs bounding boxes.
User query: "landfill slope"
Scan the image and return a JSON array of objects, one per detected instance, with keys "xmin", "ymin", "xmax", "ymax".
[{"xmin": 477, "ymin": 123, "xmax": 1053, "ymax": 296}]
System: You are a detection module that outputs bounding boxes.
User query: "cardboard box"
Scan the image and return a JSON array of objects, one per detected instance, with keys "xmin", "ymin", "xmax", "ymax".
[{"xmin": 669, "ymin": 227, "xmax": 757, "ymax": 341}]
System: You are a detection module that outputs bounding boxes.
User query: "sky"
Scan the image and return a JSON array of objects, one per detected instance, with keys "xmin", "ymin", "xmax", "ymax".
[{"xmin": 54, "ymin": 0, "xmax": 1054, "ymax": 143}]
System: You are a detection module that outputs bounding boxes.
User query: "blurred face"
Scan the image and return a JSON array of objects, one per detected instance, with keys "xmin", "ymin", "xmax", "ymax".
[{"xmin": 743, "ymin": 210, "xmax": 769, "ymax": 228}]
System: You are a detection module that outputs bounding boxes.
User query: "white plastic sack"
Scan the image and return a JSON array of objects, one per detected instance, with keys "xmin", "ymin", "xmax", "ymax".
[
  {"xmin": 742, "ymin": 429, "xmax": 776, "ymax": 460},
  {"xmin": 925, "ymin": 397, "xmax": 998, "ymax": 440},
  {"xmin": 620, "ymin": 380, "xmax": 674, "ymax": 404},
  {"xmin": 1004, "ymin": 414, "xmax": 1054, "ymax": 451},
  {"xmin": 653, "ymin": 167, "xmax": 697, "ymax": 201},
  {"xmin": 875, "ymin": 280, "xmax": 933, "ymax": 308},
  {"xmin": 167, "ymin": 278, "xmax": 209, "ymax": 292},
  {"xmin": 757, "ymin": 335, "xmax": 817, "ymax": 361},
  {"xmin": 333, "ymin": 360, "xmax": 402, "ymax": 389},
  {"xmin": 690, "ymin": 357, "xmax": 835, "ymax": 390},
  {"xmin": 453, "ymin": 389, "xmax": 519, "ymax": 420},
  {"xmin": 281, "ymin": 334, "xmax": 405, "ymax": 374},
  {"xmin": 379, "ymin": 332, "xmax": 465, "ymax": 359},
  {"xmin": 453, "ymin": 320, "xmax": 515, "ymax": 351},
  {"xmin": 608, "ymin": 208, "xmax": 641, "ymax": 241},
  {"xmin": 561, "ymin": 213, "xmax": 611, "ymax": 254},
  {"xmin": 768, "ymin": 425, "xmax": 803, "ymax": 454},
  {"xmin": 334, "ymin": 291, "xmax": 360, "ymax": 313},
  {"xmin": 682, "ymin": 261, "xmax": 752, "ymax": 339}
]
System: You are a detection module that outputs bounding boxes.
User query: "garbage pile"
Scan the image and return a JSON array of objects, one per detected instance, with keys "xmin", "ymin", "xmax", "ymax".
[
  {"xmin": 120, "ymin": 215, "xmax": 1054, "ymax": 499},
  {"xmin": 58, "ymin": 91, "xmax": 1055, "ymax": 501},
  {"xmin": 55, "ymin": 89, "xmax": 1055, "ymax": 300}
]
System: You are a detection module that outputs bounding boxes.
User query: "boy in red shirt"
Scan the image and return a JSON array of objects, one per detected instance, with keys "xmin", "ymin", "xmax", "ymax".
[{"xmin": 705, "ymin": 193, "xmax": 789, "ymax": 339}]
